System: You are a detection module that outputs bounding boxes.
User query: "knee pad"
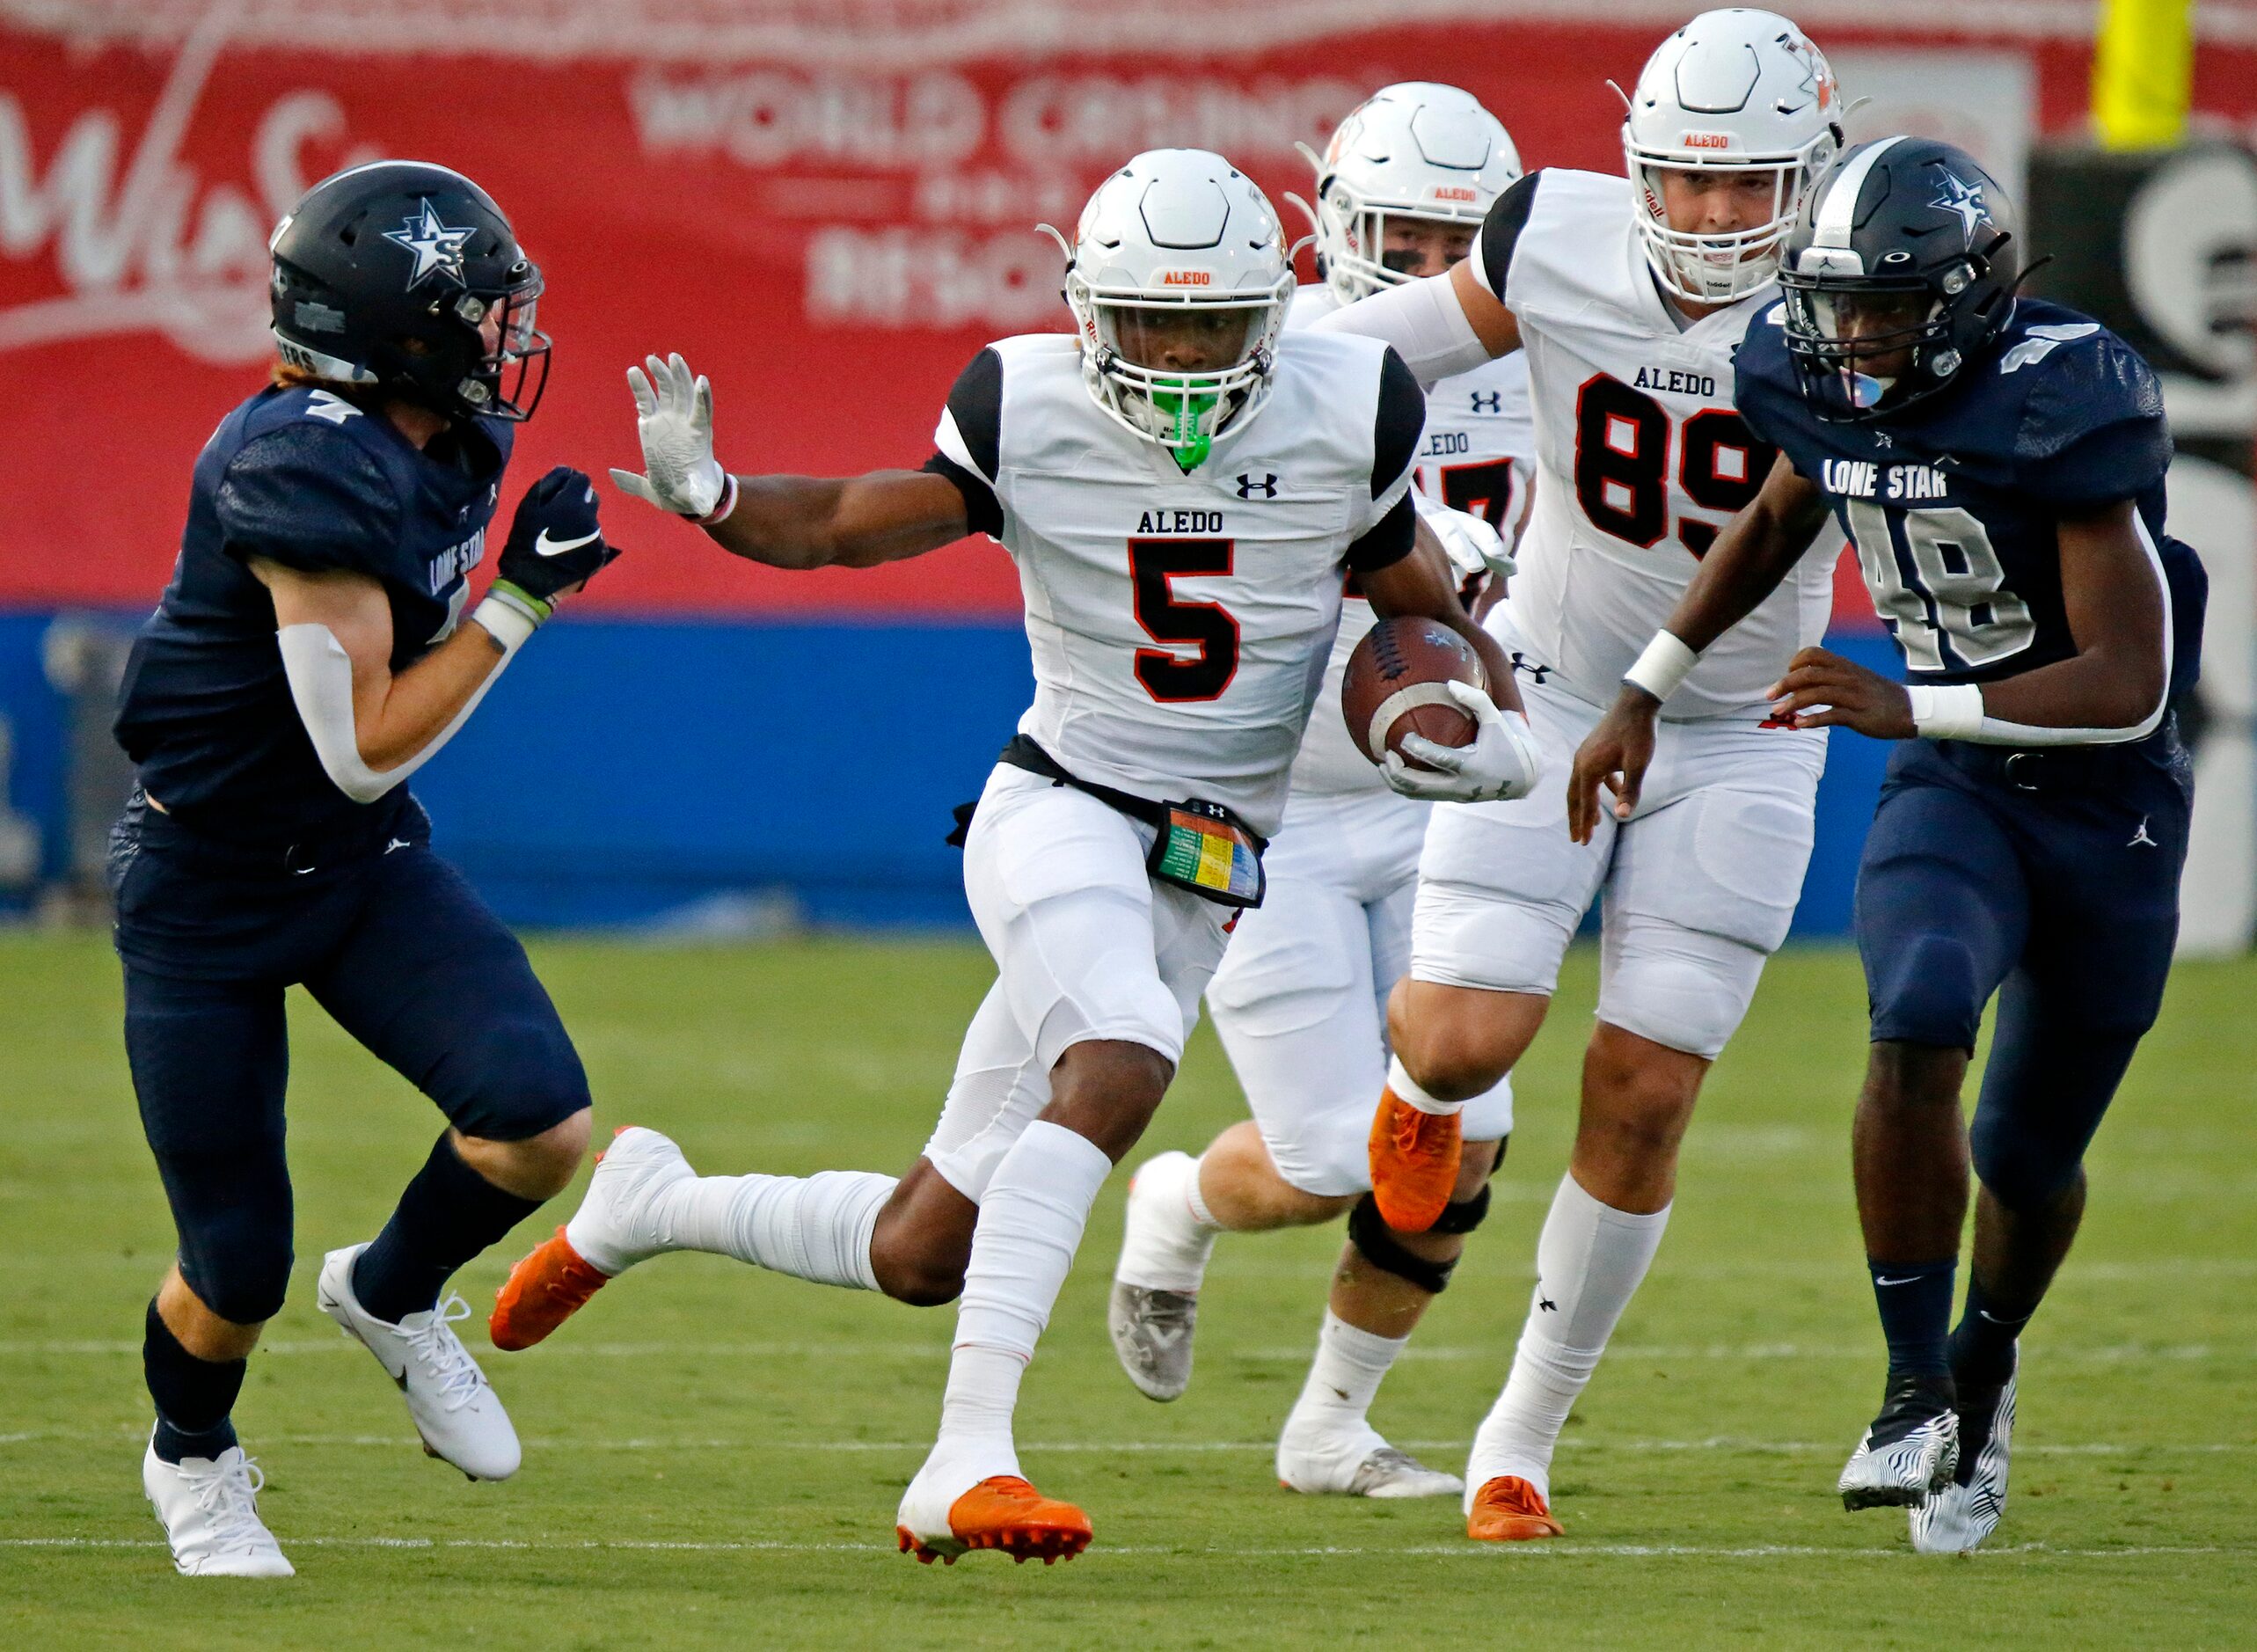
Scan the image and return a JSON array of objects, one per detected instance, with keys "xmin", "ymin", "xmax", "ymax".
[
  {"xmin": 441, "ymin": 1015, "xmax": 592, "ymax": 1142},
  {"xmin": 1969, "ymin": 1107, "xmax": 2086, "ymax": 1213},
  {"xmin": 1865, "ymin": 932, "xmax": 1984, "ymax": 1051},
  {"xmin": 1347, "ymin": 1194, "xmax": 1468, "ymax": 1294},
  {"xmin": 1428, "ymin": 1181, "xmax": 1492, "ymax": 1236},
  {"xmin": 179, "ymin": 1220, "xmax": 293, "ymax": 1327},
  {"xmin": 1596, "ymin": 914, "xmax": 1766, "ymax": 1060}
]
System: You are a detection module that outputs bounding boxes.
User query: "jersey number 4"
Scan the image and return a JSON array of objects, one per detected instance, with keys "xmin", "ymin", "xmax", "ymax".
[
  {"xmin": 1572, "ymin": 376, "xmax": 1774, "ymax": 556},
  {"xmin": 1130, "ymin": 537, "xmax": 1238, "ymax": 702}
]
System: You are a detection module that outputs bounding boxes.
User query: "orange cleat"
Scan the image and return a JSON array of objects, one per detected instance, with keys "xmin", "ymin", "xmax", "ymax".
[
  {"xmin": 1465, "ymin": 1475, "xmax": 1564, "ymax": 1542},
  {"xmin": 1367, "ymin": 1091, "xmax": 1462, "ymax": 1232},
  {"xmin": 895, "ymin": 1477, "xmax": 1094, "ymax": 1567},
  {"xmin": 489, "ymin": 1226, "xmax": 610, "ymax": 1351}
]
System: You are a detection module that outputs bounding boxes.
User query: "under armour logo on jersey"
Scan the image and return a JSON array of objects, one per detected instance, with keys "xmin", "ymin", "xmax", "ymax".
[
  {"xmin": 304, "ymin": 390, "xmax": 362, "ymax": 426},
  {"xmin": 1235, "ymin": 472, "xmax": 1278, "ymax": 499},
  {"xmin": 383, "ymin": 200, "xmax": 475, "ymax": 290},
  {"xmin": 2129, "ymin": 815, "xmax": 2158, "ymax": 849},
  {"xmin": 1508, "ymin": 651, "xmax": 1552, "ymax": 684},
  {"xmin": 1470, "ymin": 391, "xmax": 1502, "ymax": 413}
]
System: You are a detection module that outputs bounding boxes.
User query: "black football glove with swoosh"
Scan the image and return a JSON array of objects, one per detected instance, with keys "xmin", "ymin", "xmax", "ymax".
[{"xmin": 493, "ymin": 466, "xmax": 623, "ymax": 616}]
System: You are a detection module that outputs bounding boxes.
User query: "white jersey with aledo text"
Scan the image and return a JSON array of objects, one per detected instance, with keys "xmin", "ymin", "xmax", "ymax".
[
  {"xmin": 1472, "ymin": 168, "xmax": 1834, "ymax": 716},
  {"xmin": 1283, "ymin": 283, "xmax": 1536, "ymax": 795},
  {"xmin": 933, "ymin": 329, "xmax": 1421, "ymax": 837}
]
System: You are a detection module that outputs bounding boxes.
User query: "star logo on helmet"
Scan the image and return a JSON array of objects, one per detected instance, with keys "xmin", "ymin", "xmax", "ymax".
[
  {"xmin": 383, "ymin": 200, "xmax": 475, "ymax": 291},
  {"xmin": 1929, "ymin": 173, "xmax": 1990, "ymax": 245}
]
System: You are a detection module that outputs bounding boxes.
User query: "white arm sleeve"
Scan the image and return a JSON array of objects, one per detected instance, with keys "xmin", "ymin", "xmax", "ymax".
[
  {"xmin": 1308, "ymin": 273, "xmax": 1493, "ymax": 390},
  {"xmin": 276, "ymin": 604, "xmax": 527, "ymax": 804}
]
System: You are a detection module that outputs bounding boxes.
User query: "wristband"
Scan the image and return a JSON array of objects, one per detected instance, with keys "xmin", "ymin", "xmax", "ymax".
[
  {"xmin": 473, "ymin": 581, "xmax": 547, "ymax": 654},
  {"xmin": 1906, "ymin": 682, "xmax": 1985, "ymax": 742},
  {"xmin": 1623, "ymin": 631, "xmax": 1698, "ymax": 703},
  {"xmin": 692, "ymin": 472, "xmax": 739, "ymax": 527}
]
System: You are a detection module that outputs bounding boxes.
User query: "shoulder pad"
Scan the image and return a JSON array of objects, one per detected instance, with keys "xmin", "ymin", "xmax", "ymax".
[{"xmin": 215, "ymin": 419, "xmax": 401, "ymax": 574}]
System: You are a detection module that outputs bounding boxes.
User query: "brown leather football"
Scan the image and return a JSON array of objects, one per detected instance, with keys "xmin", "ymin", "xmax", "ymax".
[{"xmin": 1340, "ymin": 617, "xmax": 1486, "ymax": 768}]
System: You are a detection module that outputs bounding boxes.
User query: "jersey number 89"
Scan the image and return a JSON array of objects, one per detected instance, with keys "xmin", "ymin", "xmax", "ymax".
[{"xmin": 1572, "ymin": 376, "xmax": 1775, "ymax": 557}]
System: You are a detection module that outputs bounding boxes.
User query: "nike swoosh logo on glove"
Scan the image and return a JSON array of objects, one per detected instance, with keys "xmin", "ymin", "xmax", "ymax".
[{"xmin": 534, "ymin": 528, "xmax": 602, "ymax": 555}]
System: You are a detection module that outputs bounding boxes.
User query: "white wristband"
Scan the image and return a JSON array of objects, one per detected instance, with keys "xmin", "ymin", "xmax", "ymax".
[
  {"xmin": 1623, "ymin": 632, "xmax": 1699, "ymax": 703},
  {"xmin": 471, "ymin": 589, "xmax": 542, "ymax": 655},
  {"xmin": 1907, "ymin": 682, "xmax": 1986, "ymax": 742}
]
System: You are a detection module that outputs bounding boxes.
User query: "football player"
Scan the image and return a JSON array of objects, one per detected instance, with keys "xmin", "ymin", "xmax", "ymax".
[
  {"xmin": 111, "ymin": 161, "xmax": 622, "ymax": 1575},
  {"xmin": 1106, "ymin": 84, "xmax": 1530, "ymax": 1504},
  {"xmin": 1573, "ymin": 137, "xmax": 2203, "ymax": 1552},
  {"xmin": 493, "ymin": 149, "xmax": 1540, "ymax": 1563},
  {"xmin": 1308, "ymin": 11, "xmax": 1844, "ymax": 1539}
]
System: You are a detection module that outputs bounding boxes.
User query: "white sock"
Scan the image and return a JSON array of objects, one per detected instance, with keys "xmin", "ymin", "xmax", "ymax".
[
  {"xmin": 932, "ymin": 1121, "xmax": 1114, "ymax": 1477},
  {"xmin": 1388, "ymin": 1054, "xmax": 1462, "ymax": 1117},
  {"xmin": 1466, "ymin": 1172, "xmax": 1670, "ymax": 1503},
  {"xmin": 1112, "ymin": 1150, "xmax": 1223, "ymax": 1292},
  {"xmin": 665, "ymin": 1170, "xmax": 894, "ymax": 1291},
  {"xmin": 1286, "ymin": 1309, "xmax": 1408, "ymax": 1435}
]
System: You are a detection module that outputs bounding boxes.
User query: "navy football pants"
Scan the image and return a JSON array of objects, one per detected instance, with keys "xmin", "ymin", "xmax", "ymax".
[
  {"xmin": 1854, "ymin": 738, "xmax": 2189, "ymax": 1212},
  {"xmin": 113, "ymin": 810, "xmax": 588, "ymax": 1326}
]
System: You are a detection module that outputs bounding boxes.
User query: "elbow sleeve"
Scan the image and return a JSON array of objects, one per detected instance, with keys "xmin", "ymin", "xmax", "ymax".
[
  {"xmin": 1311, "ymin": 274, "xmax": 1493, "ymax": 389},
  {"xmin": 277, "ymin": 624, "xmax": 405, "ymax": 803}
]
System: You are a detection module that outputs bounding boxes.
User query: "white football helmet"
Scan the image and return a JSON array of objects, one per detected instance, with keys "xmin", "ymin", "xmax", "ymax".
[
  {"xmin": 1623, "ymin": 9, "xmax": 1843, "ymax": 303},
  {"xmin": 1304, "ymin": 83, "xmax": 1522, "ymax": 305},
  {"xmin": 1051, "ymin": 150, "xmax": 1294, "ymax": 469}
]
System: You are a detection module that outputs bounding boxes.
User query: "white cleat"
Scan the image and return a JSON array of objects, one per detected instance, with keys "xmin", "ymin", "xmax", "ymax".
[
  {"xmin": 561, "ymin": 1124, "xmax": 698, "ymax": 1276},
  {"xmin": 142, "ymin": 1434, "xmax": 294, "ymax": 1577},
  {"xmin": 1276, "ymin": 1419, "xmax": 1464, "ymax": 1501},
  {"xmin": 1838, "ymin": 1378, "xmax": 1959, "ymax": 1511},
  {"xmin": 1912, "ymin": 1354, "xmax": 2017, "ymax": 1553},
  {"xmin": 317, "ymin": 1245, "xmax": 521, "ymax": 1481},
  {"xmin": 1107, "ymin": 1151, "xmax": 1219, "ymax": 1402}
]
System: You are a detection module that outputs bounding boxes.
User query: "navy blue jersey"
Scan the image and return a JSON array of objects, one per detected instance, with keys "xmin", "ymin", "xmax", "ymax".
[
  {"xmin": 114, "ymin": 385, "xmax": 511, "ymax": 844},
  {"xmin": 1735, "ymin": 298, "xmax": 2203, "ymax": 704}
]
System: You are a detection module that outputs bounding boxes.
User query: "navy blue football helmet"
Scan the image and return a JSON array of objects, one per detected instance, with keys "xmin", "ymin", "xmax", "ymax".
[
  {"xmin": 1777, "ymin": 136, "xmax": 2020, "ymax": 421},
  {"xmin": 269, "ymin": 160, "xmax": 550, "ymax": 422}
]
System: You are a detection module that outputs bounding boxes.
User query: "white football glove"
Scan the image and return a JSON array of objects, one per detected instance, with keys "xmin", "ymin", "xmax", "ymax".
[
  {"xmin": 609, "ymin": 353, "xmax": 727, "ymax": 518},
  {"xmin": 1415, "ymin": 493, "xmax": 1516, "ymax": 585},
  {"xmin": 1382, "ymin": 680, "xmax": 1545, "ymax": 803}
]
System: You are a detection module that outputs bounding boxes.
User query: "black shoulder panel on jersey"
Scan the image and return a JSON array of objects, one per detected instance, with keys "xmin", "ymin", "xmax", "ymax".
[
  {"xmin": 214, "ymin": 423, "xmax": 401, "ymax": 576},
  {"xmin": 1370, "ymin": 347, "xmax": 1424, "ymax": 499},
  {"xmin": 921, "ymin": 451, "xmax": 1005, "ymax": 538},
  {"xmin": 1344, "ymin": 489, "xmax": 1415, "ymax": 574},
  {"xmin": 945, "ymin": 346, "xmax": 1004, "ymax": 482},
  {"xmin": 1477, "ymin": 171, "xmax": 1541, "ymax": 299}
]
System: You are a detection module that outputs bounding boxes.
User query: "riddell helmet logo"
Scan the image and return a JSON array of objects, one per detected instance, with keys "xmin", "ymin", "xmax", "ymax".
[
  {"xmin": 1158, "ymin": 270, "xmax": 1213, "ymax": 287},
  {"xmin": 1428, "ymin": 185, "xmax": 1479, "ymax": 203},
  {"xmin": 1682, "ymin": 131, "xmax": 1734, "ymax": 150}
]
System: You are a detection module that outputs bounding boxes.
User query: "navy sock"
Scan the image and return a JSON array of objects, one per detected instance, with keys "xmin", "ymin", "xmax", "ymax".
[
  {"xmin": 144, "ymin": 1299, "xmax": 245, "ymax": 1465},
  {"xmin": 1951, "ymin": 1274, "xmax": 2032, "ymax": 1387},
  {"xmin": 1868, "ymin": 1257, "xmax": 1956, "ymax": 1380},
  {"xmin": 352, "ymin": 1133, "xmax": 544, "ymax": 1324}
]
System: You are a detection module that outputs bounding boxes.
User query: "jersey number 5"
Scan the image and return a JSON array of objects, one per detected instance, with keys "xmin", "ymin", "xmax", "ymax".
[
  {"xmin": 1130, "ymin": 537, "xmax": 1239, "ymax": 702},
  {"xmin": 1572, "ymin": 376, "xmax": 1774, "ymax": 556}
]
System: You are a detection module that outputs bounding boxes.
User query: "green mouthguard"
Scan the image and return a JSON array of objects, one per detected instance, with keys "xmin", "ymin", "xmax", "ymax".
[{"xmin": 1150, "ymin": 384, "xmax": 1217, "ymax": 471}]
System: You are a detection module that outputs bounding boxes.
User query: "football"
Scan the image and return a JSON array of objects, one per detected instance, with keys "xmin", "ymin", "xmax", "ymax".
[{"xmin": 1341, "ymin": 616, "xmax": 1488, "ymax": 768}]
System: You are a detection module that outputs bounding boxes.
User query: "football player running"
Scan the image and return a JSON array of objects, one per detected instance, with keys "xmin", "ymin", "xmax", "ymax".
[
  {"xmin": 1106, "ymin": 84, "xmax": 1531, "ymax": 1504},
  {"xmin": 493, "ymin": 150, "xmax": 1538, "ymax": 1563},
  {"xmin": 111, "ymin": 162, "xmax": 621, "ymax": 1575},
  {"xmin": 1572, "ymin": 138, "xmax": 2202, "ymax": 1552},
  {"xmin": 1310, "ymin": 11, "xmax": 1844, "ymax": 1539}
]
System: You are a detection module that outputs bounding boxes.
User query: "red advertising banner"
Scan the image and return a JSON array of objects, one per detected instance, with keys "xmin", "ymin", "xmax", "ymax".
[{"xmin": 3, "ymin": 3, "xmax": 2253, "ymax": 617}]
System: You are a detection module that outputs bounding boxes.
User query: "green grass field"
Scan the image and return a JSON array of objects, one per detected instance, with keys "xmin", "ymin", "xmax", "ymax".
[{"xmin": 3, "ymin": 930, "xmax": 2253, "ymax": 1648}]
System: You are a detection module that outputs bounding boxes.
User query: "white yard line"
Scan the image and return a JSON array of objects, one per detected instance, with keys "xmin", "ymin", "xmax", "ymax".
[{"xmin": 0, "ymin": 1534, "xmax": 2238, "ymax": 1561}]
